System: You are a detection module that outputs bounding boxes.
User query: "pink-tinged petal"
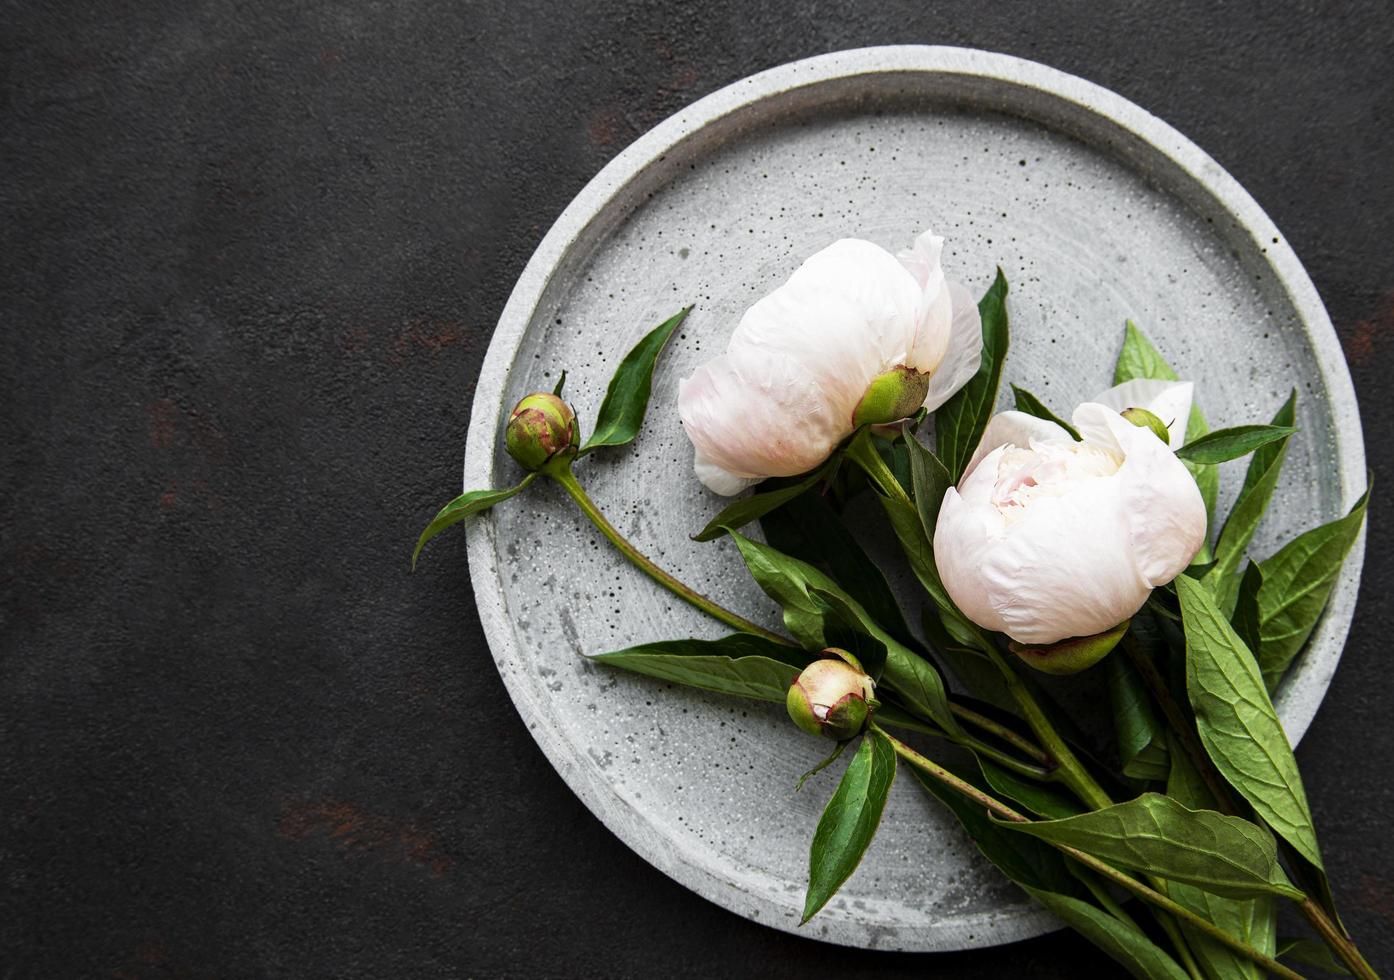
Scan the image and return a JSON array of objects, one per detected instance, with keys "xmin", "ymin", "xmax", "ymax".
[
  {"xmin": 898, "ymin": 230, "xmax": 953, "ymax": 375},
  {"xmin": 895, "ymin": 229, "xmax": 944, "ymax": 289},
  {"xmin": 678, "ymin": 346, "xmax": 844, "ymax": 495},
  {"xmin": 962, "ymin": 410, "xmax": 1073, "ymax": 480},
  {"xmin": 693, "ymin": 449, "xmax": 762, "ymax": 496},
  {"xmin": 1090, "ymin": 379, "xmax": 1194, "ymax": 449},
  {"xmin": 1110, "ymin": 420, "xmax": 1208, "ymax": 584},
  {"xmin": 729, "ymin": 238, "xmax": 921, "ymax": 422},
  {"xmin": 976, "ymin": 476, "xmax": 1153, "ymax": 644},
  {"xmin": 934, "ymin": 481, "xmax": 1012, "ymax": 636},
  {"xmin": 921, "ymin": 279, "xmax": 982, "ymax": 411}
]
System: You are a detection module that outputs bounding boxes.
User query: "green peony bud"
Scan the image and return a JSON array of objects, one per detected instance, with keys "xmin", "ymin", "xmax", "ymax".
[
  {"xmin": 1008, "ymin": 619, "xmax": 1130, "ymax": 675},
  {"xmin": 852, "ymin": 364, "xmax": 932, "ymax": 427},
  {"xmin": 786, "ymin": 652, "xmax": 876, "ymax": 740},
  {"xmin": 505, "ymin": 393, "xmax": 579, "ymax": 470},
  {"xmin": 1120, "ymin": 406, "xmax": 1171, "ymax": 446}
]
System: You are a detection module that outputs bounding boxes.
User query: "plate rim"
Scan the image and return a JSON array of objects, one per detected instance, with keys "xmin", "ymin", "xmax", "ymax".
[{"xmin": 461, "ymin": 45, "xmax": 1366, "ymax": 952}]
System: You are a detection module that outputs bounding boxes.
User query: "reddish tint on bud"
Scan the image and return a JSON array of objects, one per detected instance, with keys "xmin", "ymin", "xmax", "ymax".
[
  {"xmin": 786, "ymin": 652, "xmax": 876, "ymax": 740},
  {"xmin": 505, "ymin": 393, "xmax": 578, "ymax": 470}
]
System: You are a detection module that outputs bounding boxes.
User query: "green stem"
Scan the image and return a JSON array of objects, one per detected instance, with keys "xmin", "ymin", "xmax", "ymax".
[
  {"xmin": 986, "ymin": 646, "xmax": 1114, "ymax": 811},
  {"xmin": 548, "ymin": 464, "xmax": 788, "ymax": 646},
  {"xmin": 949, "ymin": 701, "xmax": 1054, "ymax": 767},
  {"xmin": 875, "ymin": 728, "xmax": 1304, "ymax": 980},
  {"xmin": 1298, "ymin": 897, "xmax": 1379, "ymax": 980}
]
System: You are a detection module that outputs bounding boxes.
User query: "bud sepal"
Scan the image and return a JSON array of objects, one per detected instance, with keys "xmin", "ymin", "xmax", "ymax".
[{"xmin": 786, "ymin": 651, "xmax": 878, "ymax": 740}]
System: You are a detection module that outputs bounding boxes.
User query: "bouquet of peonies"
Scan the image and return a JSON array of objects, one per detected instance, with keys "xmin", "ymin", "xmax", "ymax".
[{"xmin": 417, "ymin": 230, "xmax": 1373, "ymax": 979}]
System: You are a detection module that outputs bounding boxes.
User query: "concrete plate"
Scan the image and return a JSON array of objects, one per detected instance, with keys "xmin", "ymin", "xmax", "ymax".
[{"xmin": 462, "ymin": 47, "xmax": 1365, "ymax": 951}]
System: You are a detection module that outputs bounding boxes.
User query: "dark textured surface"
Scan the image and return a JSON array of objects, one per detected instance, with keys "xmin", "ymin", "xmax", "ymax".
[{"xmin": 3, "ymin": 1, "xmax": 1392, "ymax": 976}]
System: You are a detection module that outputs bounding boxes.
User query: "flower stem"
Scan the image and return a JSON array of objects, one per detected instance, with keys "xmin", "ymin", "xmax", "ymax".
[
  {"xmin": 547, "ymin": 464, "xmax": 788, "ymax": 646},
  {"xmin": 552, "ymin": 456, "xmax": 1056, "ymax": 778},
  {"xmin": 949, "ymin": 702, "xmax": 1054, "ymax": 767},
  {"xmin": 986, "ymin": 646, "xmax": 1114, "ymax": 811},
  {"xmin": 874, "ymin": 727, "xmax": 1304, "ymax": 980}
]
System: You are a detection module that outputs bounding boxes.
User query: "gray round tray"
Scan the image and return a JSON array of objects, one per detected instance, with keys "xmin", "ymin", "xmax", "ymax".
[{"xmin": 462, "ymin": 46, "xmax": 1365, "ymax": 952}]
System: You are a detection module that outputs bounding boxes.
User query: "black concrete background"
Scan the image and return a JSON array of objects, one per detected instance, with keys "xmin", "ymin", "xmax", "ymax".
[{"xmin": 3, "ymin": 1, "xmax": 1392, "ymax": 977}]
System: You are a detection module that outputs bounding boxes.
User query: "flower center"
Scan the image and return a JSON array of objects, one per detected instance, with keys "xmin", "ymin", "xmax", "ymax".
[
  {"xmin": 991, "ymin": 441, "xmax": 1122, "ymax": 524},
  {"xmin": 852, "ymin": 365, "xmax": 932, "ymax": 427}
]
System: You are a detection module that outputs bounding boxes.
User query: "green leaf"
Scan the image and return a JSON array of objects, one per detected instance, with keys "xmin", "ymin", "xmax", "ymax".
[
  {"xmin": 1252, "ymin": 486, "xmax": 1370, "ymax": 690},
  {"xmin": 978, "ymin": 758, "xmax": 1084, "ymax": 820},
  {"xmin": 1175, "ymin": 425, "xmax": 1296, "ymax": 464},
  {"xmin": 914, "ymin": 761, "xmax": 1184, "ymax": 980},
  {"xmin": 724, "ymin": 529, "xmax": 958, "ymax": 733},
  {"xmin": 1209, "ymin": 393, "xmax": 1297, "ymax": 611},
  {"xmin": 908, "ymin": 764, "xmax": 1081, "ymax": 895},
  {"xmin": 1105, "ymin": 653, "xmax": 1170, "ymax": 782},
  {"xmin": 810, "ymin": 587, "xmax": 888, "ymax": 682},
  {"xmin": 1114, "ymin": 320, "xmax": 1179, "ymax": 385},
  {"xmin": 1000, "ymin": 792, "xmax": 1301, "ymax": 900},
  {"xmin": 580, "ymin": 306, "xmax": 690, "ymax": 453},
  {"xmin": 1011, "ymin": 384, "xmax": 1081, "ymax": 440},
  {"xmin": 1164, "ymin": 731, "xmax": 1278, "ymax": 980},
  {"xmin": 935, "ymin": 269, "xmax": 1010, "ymax": 481},
  {"xmin": 1113, "ymin": 320, "xmax": 1218, "ymax": 562},
  {"xmin": 759, "ymin": 490, "xmax": 917, "ymax": 653},
  {"xmin": 552, "ymin": 370, "xmax": 567, "ymax": 396},
  {"xmin": 904, "ymin": 428, "xmax": 953, "ymax": 539},
  {"xmin": 802, "ymin": 729, "xmax": 897, "ymax": 922},
  {"xmin": 1023, "ymin": 887, "xmax": 1190, "ymax": 980},
  {"xmin": 411, "ymin": 475, "xmax": 536, "ymax": 568},
  {"xmin": 589, "ymin": 633, "xmax": 810, "ymax": 702},
  {"xmin": 1176, "ymin": 575, "xmax": 1323, "ymax": 870},
  {"xmin": 693, "ymin": 458, "xmax": 836, "ymax": 542},
  {"xmin": 1276, "ymin": 937, "xmax": 1354, "ymax": 975}
]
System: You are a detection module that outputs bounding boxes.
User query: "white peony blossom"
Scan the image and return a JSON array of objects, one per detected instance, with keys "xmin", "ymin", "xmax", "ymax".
[
  {"xmin": 678, "ymin": 230, "xmax": 983, "ymax": 495},
  {"xmin": 934, "ymin": 380, "xmax": 1206, "ymax": 646}
]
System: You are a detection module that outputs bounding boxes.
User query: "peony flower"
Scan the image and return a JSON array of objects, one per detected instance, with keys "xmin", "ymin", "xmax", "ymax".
[
  {"xmin": 678, "ymin": 230, "xmax": 984, "ymax": 495},
  {"xmin": 934, "ymin": 380, "xmax": 1206, "ymax": 646}
]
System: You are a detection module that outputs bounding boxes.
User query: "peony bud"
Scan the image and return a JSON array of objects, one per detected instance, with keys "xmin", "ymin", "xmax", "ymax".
[
  {"xmin": 505, "ymin": 393, "xmax": 578, "ymax": 470},
  {"xmin": 853, "ymin": 365, "xmax": 933, "ymax": 427},
  {"xmin": 786, "ymin": 652, "xmax": 876, "ymax": 741},
  {"xmin": 1120, "ymin": 406, "xmax": 1171, "ymax": 446}
]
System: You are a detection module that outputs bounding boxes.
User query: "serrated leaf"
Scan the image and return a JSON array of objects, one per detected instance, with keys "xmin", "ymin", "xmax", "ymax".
[
  {"xmin": 802, "ymin": 729, "xmax": 897, "ymax": 922},
  {"xmin": 1001, "ymin": 792, "xmax": 1301, "ymax": 900},
  {"xmin": 693, "ymin": 457, "xmax": 836, "ymax": 542},
  {"xmin": 580, "ymin": 306, "xmax": 689, "ymax": 453},
  {"xmin": 936, "ymin": 269, "xmax": 1009, "ymax": 481},
  {"xmin": 1175, "ymin": 425, "xmax": 1296, "ymax": 464},
  {"xmin": 589, "ymin": 633, "xmax": 810, "ymax": 702},
  {"xmin": 724, "ymin": 530, "xmax": 957, "ymax": 733},
  {"xmin": 1209, "ymin": 393, "xmax": 1297, "ymax": 612},
  {"xmin": 1176, "ymin": 575, "xmax": 1323, "ymax": 870},
  {"xmin": 1113, "ymin": 321, "xmax": 1217, "ymax": 562},
  {"xmin": 1253, "ymin": 487, "xmax": 1370, "ymax": 690},
  {"xmin": 1105, "ymin": 653, "xmax": 1170, "ymax": 782},
  {"xmin": 1011, "ymin": 384, "xmax": 1082, "ymax": 440},
  {"xmin": 411, "ymin": 475, "xmax": 536, "ymax": 568}
]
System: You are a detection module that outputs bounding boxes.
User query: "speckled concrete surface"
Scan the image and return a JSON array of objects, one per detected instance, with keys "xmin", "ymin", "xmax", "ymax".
[{"xmin": 4, "ymin": 3, "xmax": 1392, "ymax": 977}]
